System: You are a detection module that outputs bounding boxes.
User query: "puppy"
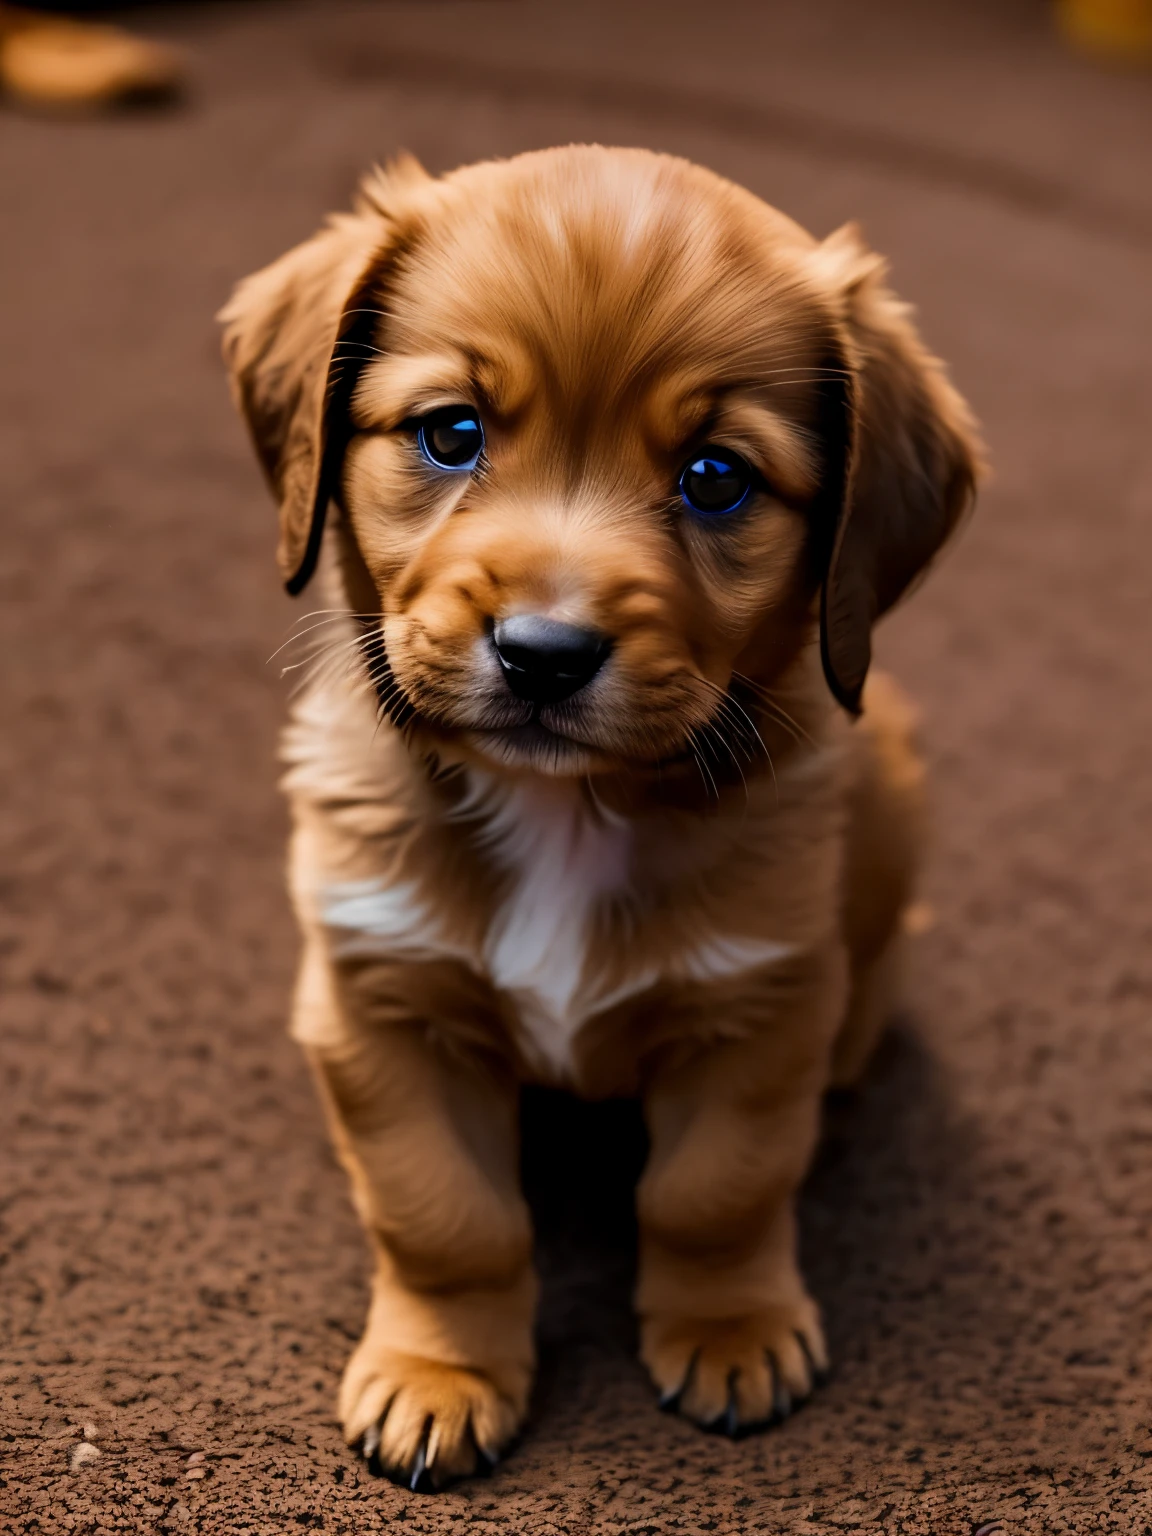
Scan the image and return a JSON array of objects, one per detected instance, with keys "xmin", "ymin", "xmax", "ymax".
[{"xmin": 220, "ymin": 145, "xmax": 979, "ymax": 1490}]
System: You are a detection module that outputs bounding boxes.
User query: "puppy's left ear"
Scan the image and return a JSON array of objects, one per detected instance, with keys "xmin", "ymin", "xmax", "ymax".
[
  {"xmin": 219, "ymin": 158, "xmax": 427, "ymax": 594},
  {"xmin": 813, "ymin": 224, "xmax": 983, "ymax": 713}
]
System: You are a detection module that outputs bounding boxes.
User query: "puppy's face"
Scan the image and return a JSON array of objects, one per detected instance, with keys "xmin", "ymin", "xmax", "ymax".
[
  {"xmin": 222, "ymin": 148, "xmax": 980, "ymax": 777},
  {"xmin": 344, "ymin": 158, "xmax": 835, "ymax": 775}
]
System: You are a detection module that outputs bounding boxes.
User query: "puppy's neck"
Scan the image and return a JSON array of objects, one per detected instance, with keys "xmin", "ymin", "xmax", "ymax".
[{"xmin": 453, "ymin": 768, "xmax": 631, "ymax": 875}]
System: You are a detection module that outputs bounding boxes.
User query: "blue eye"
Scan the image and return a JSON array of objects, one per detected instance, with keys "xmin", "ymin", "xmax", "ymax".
[
  {"xmin": 679, "ymin": 450, "xmax": 752, "ymax": 516},
  {"xmin": 417, "ymin": 406, "xmax": 484, "ymax": 471}
]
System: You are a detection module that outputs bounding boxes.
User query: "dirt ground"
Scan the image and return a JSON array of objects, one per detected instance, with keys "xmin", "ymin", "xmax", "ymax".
[{"xmin": 2, "ymin": 2, "xmax": 1152, "ymax": 1531}]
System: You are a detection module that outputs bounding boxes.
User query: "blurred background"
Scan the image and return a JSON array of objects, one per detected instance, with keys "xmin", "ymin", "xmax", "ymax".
[{"xmin": 2, "ymin": 3, "xmax": 1151, "ymax": 1532}]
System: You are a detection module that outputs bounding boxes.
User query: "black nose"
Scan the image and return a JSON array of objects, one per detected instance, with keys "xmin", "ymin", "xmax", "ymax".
[{"xmin": 492, "ymin": 614, "xmax": 612, "ymax": 705}]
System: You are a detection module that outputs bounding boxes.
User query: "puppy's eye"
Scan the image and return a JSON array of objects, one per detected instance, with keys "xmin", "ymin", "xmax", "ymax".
[
  {"xmin": 417, "ymin": 406, "xmax": 484, "ymax": 471},
  {"xmin": 678, "ymin": 450, "xmax": 752, "ymax": 516}
]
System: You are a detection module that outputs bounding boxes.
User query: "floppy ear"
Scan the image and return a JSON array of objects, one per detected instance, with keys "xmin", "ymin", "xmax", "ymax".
[
  {"xmin": 218, "ymin": 160, "xmax": 426, "ymax": 594},
  {"xmin": 813, "ymin": 224, "xmax": 982, "ymax": 713}
]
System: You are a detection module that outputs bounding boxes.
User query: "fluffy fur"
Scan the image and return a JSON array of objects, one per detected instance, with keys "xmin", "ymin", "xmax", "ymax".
[{"xmin": 220, "ymin": 145, "xmax": 980, "ymax": 1489}]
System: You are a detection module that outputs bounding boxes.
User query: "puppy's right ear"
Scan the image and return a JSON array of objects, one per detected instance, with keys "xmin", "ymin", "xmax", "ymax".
[{"xmin": 219, "ymin": 159, "xmax": 426, "ymax": 594}]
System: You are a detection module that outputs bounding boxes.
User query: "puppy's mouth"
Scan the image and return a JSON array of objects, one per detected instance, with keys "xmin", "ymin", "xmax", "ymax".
[
  {"xmin": 467, "ymin": 716, "xmax": 603, "ymax": 772},
  {"xmin": 396, "ymin": 686, "xmax": 726, "ymax": 782},
  {"xmin": 366, "ymin": 628, "xmax": 717, "ymax": 778},
  {"xmin": 384, "ymin": 670, "xmax": 713, "ymax": 778}
]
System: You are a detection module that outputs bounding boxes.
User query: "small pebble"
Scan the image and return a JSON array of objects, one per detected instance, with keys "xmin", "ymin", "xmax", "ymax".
[
  {"xmin": 185, "ymin": 1468, "xmax": 206, "ymax": 1480},
  {"xmin": 187, "ymin": 1452, "xmax": 205, "ymax": 1465},
  {"xmin": 70, "ymin": 1442, "xmax": 101, "ymax": 1472},
  {"xmin": 83, "ymin": 1425, "xmax": 99, "ymax": 1442}
]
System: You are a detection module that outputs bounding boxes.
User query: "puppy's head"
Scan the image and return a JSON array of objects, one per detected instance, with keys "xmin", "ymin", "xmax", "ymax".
[{"xmin": 222, "ymin": 147, "xmax": 979, "ymax": 777}]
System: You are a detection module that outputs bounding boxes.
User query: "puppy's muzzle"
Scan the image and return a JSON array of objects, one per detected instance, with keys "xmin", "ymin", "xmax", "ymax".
[{"xmin": 492, "ymin": 614, "xmax": 612, "ymax": 705}]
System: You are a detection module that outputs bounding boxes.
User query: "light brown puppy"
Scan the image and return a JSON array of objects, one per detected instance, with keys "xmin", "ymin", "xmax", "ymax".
[{"xmin": 221, "ymin": 145, "xmax": 979, "ymax": 1490}]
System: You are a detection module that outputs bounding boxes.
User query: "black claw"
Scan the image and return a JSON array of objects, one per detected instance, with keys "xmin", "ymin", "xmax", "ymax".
[
  {"xmin": 659, "ymin": 1348, "xmax": 700, "ymax": 1415},
  {"xmin": 794, "ymin": 1329, "xmax": 831, "ymax": 1391},
  {"xmin": 358, "ymin": 1391, "xmax": 397, "ymax": 1477},
  {"xmin": 717, "ymin": 1368, "xmax": 741, "ymax": 1438},
  {"xmin": 408, "ymin": 1418, "xmax": 435, "ymax": 1494},
  {"xmin": 360, "ymin": 1422, "xmax": 386, "ymax": 1478},
  {"xmin": 466, "ymin": 1417, "xmax": 499, "ymax": 1477},
  {"xmin": 408, "ymin": 1446, "xmax": 434, "ymax": 1494},
  {"xmin": 764, "ymin": 1352, "xmax": 793, "ymax": 1425}
]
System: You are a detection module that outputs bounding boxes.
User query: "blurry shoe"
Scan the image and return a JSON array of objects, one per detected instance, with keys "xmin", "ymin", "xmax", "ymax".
[{"xmin": 0, "ymin": 5, "xmax": 183, "ymax": 110}]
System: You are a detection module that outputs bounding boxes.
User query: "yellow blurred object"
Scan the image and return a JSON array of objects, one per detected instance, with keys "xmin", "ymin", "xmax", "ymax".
[
  {"xmin": 0, "ymin": 6, "xmax": 183, "ymax": 109},
  {"xmin": 1057, "ymin": 0, "xmax": 1152, "ymax": 60}
]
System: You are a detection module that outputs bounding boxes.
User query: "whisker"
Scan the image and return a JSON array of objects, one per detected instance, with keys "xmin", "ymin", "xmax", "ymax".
[
  {"xmin": 268, "ymin": 619, "xmax": 359, "ymax": 664},
  {"xmin": 293, "ymin": 608, "xmax": 378, "ymax": 621},
  {"xmin": 691, "ymin": 744, "xmax": 719, "ymax": 800},
  {"xmin": 755, "ymin": 366, "xmax": 852, "ymax": 379},
  {"xmin": 696, "ymin": 676, "xmax": 766, "ymax": 758},
  {"xmin": 582, "ymin": 773, "xmax": 618, "ymax": 824},
  {"xmin": 267, "ymin": 609, "xmax": 381, "ymax": 665},
  {"xmin": 278, "ymin": 624, "xmax": 372, "ymax": 665},
  {"xmin": 730, "ymin": 673, "xmax": 817, "ymax": 749},
  {"xmin": 268, "ymin": 601, "xmax": 420, "ymax": 742},
  {"xmin": 759, "ymin": 374, "xmax": 850, "ymax": 388},
  {"xmin": 280, "ymin": 632, "xmax": 368, "ymax": 679},
  {"xmin": 693, "ymin": 675, "xmax": 778, "ymax": 803},
  {"xmin": 714, "ymin": 688, "xmax": 768, "ymax": 761},
  {"xmin": 699, "ymin": 718, "xmax": 750, "ymax": 810},
  {"xmin": 758, "ymin": 702, "xmax": 810, "ymax": 748},
  {"xmin": 330, "ymin": 341, "xmax": 388, "ymax": 361},
  {"xmin": 285, "ymin": 638, "xmax": 372, "ymax": 700},
  {"xmin": 274, "ymin": 614, "xmax": 389, "ymax": 702}
]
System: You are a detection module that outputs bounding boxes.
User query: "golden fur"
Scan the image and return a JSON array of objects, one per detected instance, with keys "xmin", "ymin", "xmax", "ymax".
[{"xmin": 220, "ymin": 145, "xmax": 980, "ymax": 1489}]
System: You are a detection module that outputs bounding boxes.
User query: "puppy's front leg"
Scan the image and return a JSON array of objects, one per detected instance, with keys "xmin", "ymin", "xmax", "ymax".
[
  {"xmin": 296, "ymin": 945, "xmax": 536, "ymax": 1489},
  {"xmin": 636, "ymin": 948, "xmax": 846, "ymax": 1434}
]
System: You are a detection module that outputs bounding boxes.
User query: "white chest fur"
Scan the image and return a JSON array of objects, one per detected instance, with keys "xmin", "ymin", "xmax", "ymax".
[
  {"xmin": 474, "ymin": 777, "xmax": 634, "ymax": 1075},
  {"xmin": 317, "ymin": 772, "xmax": 795, "ymax": 1080}
]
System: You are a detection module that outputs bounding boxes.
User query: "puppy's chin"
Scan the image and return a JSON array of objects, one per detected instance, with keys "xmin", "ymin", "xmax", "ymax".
[
  {"xmin": 396, "ymin": 680, "xmax": 668, "ymax": 779},
  {"xmin": 421, "ymin": 708, "xmax": 685, "ymax": 778},
  {"xmin": 465, "ymin": 722, "xmax": 606, "ymax": 777}
]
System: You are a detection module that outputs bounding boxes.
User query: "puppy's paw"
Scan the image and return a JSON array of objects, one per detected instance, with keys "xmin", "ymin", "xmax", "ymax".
[
  {"xmin": 340, "ymin": 1343, "xmax": 525, "ymax": 1491},
  {"xmin": 641, "ymin": 1299, "xmax": 828, "ymax": 1436}
]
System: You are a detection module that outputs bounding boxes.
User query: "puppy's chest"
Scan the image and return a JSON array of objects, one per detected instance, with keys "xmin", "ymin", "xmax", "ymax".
[
  {"xmin": 318, "ymin": 778, "xmax": 795, "ymax": 1081},
  {"xmin": 478, "ymin": 782, "xmax": 635, "ymax": 1076}
]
